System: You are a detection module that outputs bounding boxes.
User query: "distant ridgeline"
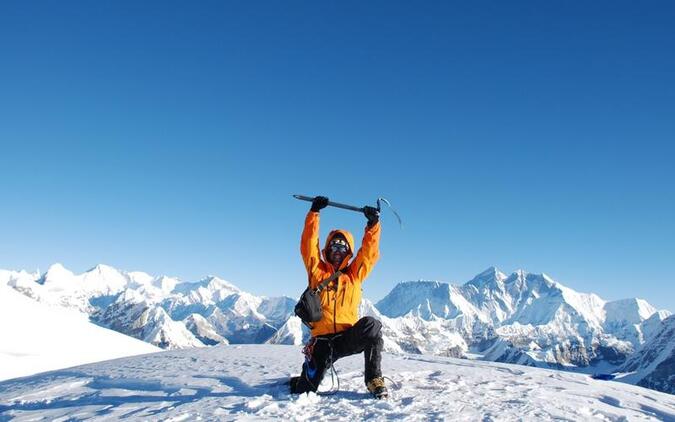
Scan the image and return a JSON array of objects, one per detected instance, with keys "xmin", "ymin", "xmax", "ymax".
[{"xmin": 1, "ymin": 264, "xmax": 673, "ymax": 395}]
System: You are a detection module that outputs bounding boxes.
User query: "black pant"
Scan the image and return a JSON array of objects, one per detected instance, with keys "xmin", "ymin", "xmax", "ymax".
[{"xmin": 293, "ymin": 316, "xmax": 384, "ymax": 393}]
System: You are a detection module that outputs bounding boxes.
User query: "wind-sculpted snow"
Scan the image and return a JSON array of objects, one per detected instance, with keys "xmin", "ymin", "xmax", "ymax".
[
  {"xmin": 0, "ymin": 345, "xmax": 673, "ymax": 421},
  {"xmin": 0, "ymin": 286, "xmax": 159, "ymax": 381}
]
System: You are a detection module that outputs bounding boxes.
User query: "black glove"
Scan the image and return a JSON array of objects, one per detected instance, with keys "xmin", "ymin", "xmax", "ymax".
[
  {"xmin": 311, "ymin": 196, "xmax": 329, "ymax": 212},
  {"xmin": 363, "ymin": 206, "xmax": 380, "ymax": 226}
]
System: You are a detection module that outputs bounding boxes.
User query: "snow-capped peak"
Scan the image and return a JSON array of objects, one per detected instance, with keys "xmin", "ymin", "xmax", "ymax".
[
  {"xmin": 541, "ymin": 272, "xmax": 557, "ymax": 286},
  {"xmin": 202, "ymin": 274, "xmax": 239, "ymax": 288},
  {"xmin": 374, "ymin": 268, "xmax": 667, "ymax": 367},
  {"xmin": 80, "ymin": 264, "xmax": 128, "ymax": 293},
  {"xmin": 376, "ymin": 279, "xmax": 484, "ymax": 324},
  {"xmin": 265, "ymin": 316, "xmax": 305, "ymax": 346},
  {"xmin": 479, "ymin": 266, "xmax": 508, "ymax": 281},
  {"xmin": 465, "ymin": 266, "xmax": 508, "ymax": 290},
  {"xmin": 86, "ymin": 263, "xmax": 118, "ymax": 274},
  {"xmin": 604, "ymin": 298, "xmax": 657, "ymax": 325},
  {"xmin": 41, "ymin": 263, "xmax": 75, "ymax": 285}
]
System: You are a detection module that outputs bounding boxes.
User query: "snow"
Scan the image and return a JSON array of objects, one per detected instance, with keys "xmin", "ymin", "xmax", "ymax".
[
  {"xmin": 1, "ymin": 345, "xmax": 673, "ymax": 421},
  {"xmin": 1, "ymin": 264, "xmax": 290, "ymax": 349},
  {"xmin": 4, "ymin": 263, "xmax": 178, "ymax": 314},
  {"xmin": 266, "ymin": 316, "xmax": 305, "ymax": 345},
  {"xmin": 642, "ymin": 310, "xmax": 672, "ymax": 341},
  {"xmin": 605, "ymin": 298, "xmax": 657, "ymax": 325},
  {"xmin": 618, "ymin": 315, "xmax": 675, "ymax": 392},
  {"xmin": 184, "ymin": 313, "xmax": 229, "ymax": 346},
  {"xmin": 172, "ymin": 276, "xmax": 241, "ymax": 306},
  {"xmin": 373, "ymin": 267, "xmax": 672, "ymax": 373},
  {"xmin": 376, "ymin": 280, "xmax": 484, "ymax": 322},
  {"xmin": 138, "ymin": 307, "xmax": 205, "ymax": 350},
  {"xmin": 362, "ymin": 302, "xmax": 469, "ymax": 357},
  {"xmin": 0, "ymin": 285, "xmax": 159, "ymax": 381},
  {"xmin": 2, "ymin": 263, "xmax": 673, "ymax": 397},
  {"xmin": 96, "ymin": 295, "xmax": 205, "ymax": 350}
]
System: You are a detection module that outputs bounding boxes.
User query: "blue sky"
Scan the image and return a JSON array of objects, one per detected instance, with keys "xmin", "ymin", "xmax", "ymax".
[{"xmin": 1, "ymin": 1, "xmax": 673, "ymax": 311}]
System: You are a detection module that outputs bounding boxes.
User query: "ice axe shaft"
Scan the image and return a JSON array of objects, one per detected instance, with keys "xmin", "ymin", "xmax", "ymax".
[
  {"xmin": 294, "ymin": 194, "xmax": 403, "ymax": 228},
  {"xmin": 293, "ymin": 194, "xmax": 365, "ymax": 213}
]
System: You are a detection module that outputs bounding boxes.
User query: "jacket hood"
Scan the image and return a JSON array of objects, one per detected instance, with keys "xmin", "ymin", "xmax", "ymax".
[{"xmin": 322, "ymin": 229, "xmax": 355, "ymax": 270}]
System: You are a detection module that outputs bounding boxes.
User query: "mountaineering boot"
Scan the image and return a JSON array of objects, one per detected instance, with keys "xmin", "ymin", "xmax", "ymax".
[
  {"xmin": 366, "ymin": 376, "xmax": 388, "ymax": 399},
  {"xmin": 289, "ymin": 375, "xmax": 316, "ymax": 394},
  {"xmin": 289, "ymin": 376, "xmax": 301, "ymax": 393}
]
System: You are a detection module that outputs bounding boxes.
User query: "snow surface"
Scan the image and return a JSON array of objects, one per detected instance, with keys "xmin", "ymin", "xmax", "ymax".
[
  {"xmin": 1, "ymin": 345, "xmax": 673, "ymax": 421},
  {"xmin": 0, "ymin": 285, "xmax": 159, "ymax": 381}
]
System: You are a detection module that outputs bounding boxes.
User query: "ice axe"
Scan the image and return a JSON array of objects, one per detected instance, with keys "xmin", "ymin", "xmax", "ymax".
[{"xmin": 293, "ymin": 194, "xmax": 403, "ymax": 228}]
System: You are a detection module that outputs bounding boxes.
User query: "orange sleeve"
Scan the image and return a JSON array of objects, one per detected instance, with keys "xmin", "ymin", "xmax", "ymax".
[
  {"xmin": 348, "ymin": 221, "xmax": 381, "ymax": 282},
  {"xmin": 300, "ymin": 211, "xmax": 325, "ymax": 287}
]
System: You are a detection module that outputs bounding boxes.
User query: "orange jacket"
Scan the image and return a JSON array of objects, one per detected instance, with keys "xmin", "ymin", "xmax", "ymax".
[{"xmin": 300, "ymin": 211, "xmax": 381, "ymax": 337}]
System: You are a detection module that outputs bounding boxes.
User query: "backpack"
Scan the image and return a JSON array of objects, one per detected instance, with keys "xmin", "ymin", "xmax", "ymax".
[{"xmin": 294, "ymin": 270, "xmax": 342, "ymax": 328}]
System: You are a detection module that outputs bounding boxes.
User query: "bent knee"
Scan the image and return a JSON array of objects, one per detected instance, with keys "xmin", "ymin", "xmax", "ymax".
[{"xmin": 358, "ymin": 316, "xmax": 382, "ymax": 340}]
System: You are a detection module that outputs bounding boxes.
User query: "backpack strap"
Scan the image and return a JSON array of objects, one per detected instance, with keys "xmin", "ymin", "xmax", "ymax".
[{"xmin": 312, "ymin": 270, "xmax": 342, "ymax": 295}]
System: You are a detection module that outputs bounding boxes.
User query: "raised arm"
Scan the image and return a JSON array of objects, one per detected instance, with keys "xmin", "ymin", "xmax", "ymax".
[
  {"xmin": 349, "ymin": 206, "xmax": 381, "ymax": 282},
  {"xmin": 300, "ymin": 196, "xmax": 329, "ymax": 284},
  {"xmin": 300, "ymin": 211, "xmax": 322, "ymax": 279}
]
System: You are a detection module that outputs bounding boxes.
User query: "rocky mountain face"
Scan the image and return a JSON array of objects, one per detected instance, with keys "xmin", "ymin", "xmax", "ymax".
[
  {"xmin": 618, "ymin": 314, "xmax": 675, "ymax": 394},
  {"xmin": 94, "ymin": 289, "xmax": 204, "ymax": 350},
  {"xmin": 376, "ymin": 267, "xmax": 670, "ymax": 374},
  {"xmin": 183, "ymin": 313, "xmax": 228, "ymax": 346}
]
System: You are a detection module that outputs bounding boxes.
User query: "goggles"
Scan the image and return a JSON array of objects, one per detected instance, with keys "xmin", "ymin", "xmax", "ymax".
[{"xmin": 329, "ymin": 238, "xmax": 349, "ymax": 253}]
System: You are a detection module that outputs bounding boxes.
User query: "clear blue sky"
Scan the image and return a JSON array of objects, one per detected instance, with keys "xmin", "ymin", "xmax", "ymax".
[{"xmin": 1, "ymin": 1, "xmax": 673, "ymax": 311}]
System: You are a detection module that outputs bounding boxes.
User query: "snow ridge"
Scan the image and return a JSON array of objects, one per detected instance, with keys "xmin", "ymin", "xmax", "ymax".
[{"xmin": 0, "ymin": 284, "xmax": 159, "ymax": 381}]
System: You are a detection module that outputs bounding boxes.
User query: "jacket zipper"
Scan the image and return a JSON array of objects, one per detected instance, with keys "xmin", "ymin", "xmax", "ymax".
[
  {"xmin": 333, "ymin": 279, "xmax": 338, "ymax": 334},
  {"xmin": 341, "ymin": 285, "xmax": 346, "ymax": 307}
]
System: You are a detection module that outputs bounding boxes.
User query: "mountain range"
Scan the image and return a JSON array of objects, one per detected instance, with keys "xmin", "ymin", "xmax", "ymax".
[{"xmin": 1, "ymin": 264, "xmax": 672, "ymax": 394}]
